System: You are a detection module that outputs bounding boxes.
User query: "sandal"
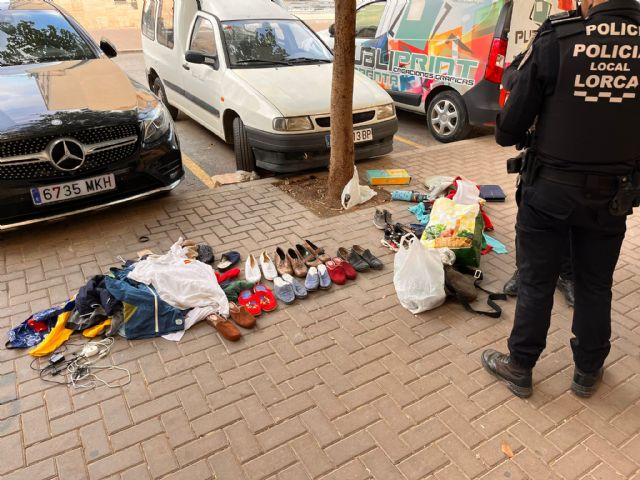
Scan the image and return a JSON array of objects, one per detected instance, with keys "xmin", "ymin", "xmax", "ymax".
[
  {"xmin": 303, "ymin": 239, "xmax": 331, "ymax": 263},
  {"xmin": 295, "ymin": 244, "xmax": 322, "ymax": 267},
  {"xmin": 238, "ymin": 290, "xmax": 262, "ymax": 316},
  {"xmin": 254, "ymin": 284, "xmax": 278, "ymax": 312},
  {"xmin": 206, "ymin": 314, "xmax": 241, "ymax": 342}
]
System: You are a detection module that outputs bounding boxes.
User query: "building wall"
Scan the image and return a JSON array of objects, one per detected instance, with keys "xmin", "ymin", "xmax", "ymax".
[{"xmin": 54, "ymin": 0, "xmax": 143, "ymax": 30}]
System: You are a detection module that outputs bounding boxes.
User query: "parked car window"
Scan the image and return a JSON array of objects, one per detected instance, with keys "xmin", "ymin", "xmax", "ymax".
[
  {"xmin": 0, "ymin": 10, "xmax": 95, "ymax": 66},
  {"xmin": 190, "ymin": 17, "xmax": 217, "ymax": 56},
  {"xmin": 157, "ymin": 0, "xmax": 174, "ymax": 49},
  {"xmin": 142, "ymin": 0, "xmax": 157, "ymax": 40},
  {"xmin": 356, "ymin": 2, "xmax": 386, "ymax": 38},
  {"xmin": 222, "ymin": 20, "xmax": 332, "ymax": 67}
]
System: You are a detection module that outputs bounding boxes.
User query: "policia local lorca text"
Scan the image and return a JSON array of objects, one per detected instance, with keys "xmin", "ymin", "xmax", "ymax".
[{"xmin": 574, "ymin": 22, "xmax": 640, "ymax": 90}]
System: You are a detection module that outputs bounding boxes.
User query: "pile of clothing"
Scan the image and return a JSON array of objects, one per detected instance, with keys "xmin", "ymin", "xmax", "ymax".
[{"xmin": 6, "ymin": 238, "xmax": 228, "ymax": 355}]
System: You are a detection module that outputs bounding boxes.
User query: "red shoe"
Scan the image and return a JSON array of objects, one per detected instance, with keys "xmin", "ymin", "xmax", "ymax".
[
  {"xmin": 325, "ymin": 260, "xmax": 347, "ymax": 285},
  {"xmin": 253, "ymin": 284, "xmax": 278, "ymax": 312},
  {"xmin": 332, "ymin": 257, "xmax": 357, "ymax": 280},
  {"xmin": 238, "ymin": 290, "xmax": 262, "ymax": 316},
  {"xmin": 216, "ymin": 268, "xmax": 240, "ymax": 284}
]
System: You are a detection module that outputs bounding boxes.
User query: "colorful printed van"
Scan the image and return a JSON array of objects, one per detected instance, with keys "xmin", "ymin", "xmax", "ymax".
[{"xmin": 319, "ymin": 0, "xmax": 573, "ymax": 143}]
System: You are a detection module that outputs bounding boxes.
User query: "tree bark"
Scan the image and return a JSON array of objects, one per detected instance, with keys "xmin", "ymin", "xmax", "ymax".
[{"xmin": 327, "ymin": 0, "xmax": 357, "ymax": 208}]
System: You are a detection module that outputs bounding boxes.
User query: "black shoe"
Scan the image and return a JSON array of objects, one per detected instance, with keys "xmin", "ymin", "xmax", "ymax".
[
  {"xmin": 557, "ymin": 276, "xmax": 575, "ymax": 308},
  {"xmin": 503, "ymin": 269, "xmax": 519, "ymax": 296},
  {"xmin": 481, "ymin": 349, "xmax": 533, "ymax": 398},
  {"xmin": 571, "ymin": 367, "xmax": 603, "ymax": 398}
]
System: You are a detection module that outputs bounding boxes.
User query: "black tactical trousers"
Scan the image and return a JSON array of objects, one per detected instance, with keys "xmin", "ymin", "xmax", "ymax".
[{"xmin": 508, "ymin": 177, "xmax": 627, "ymax": 372}]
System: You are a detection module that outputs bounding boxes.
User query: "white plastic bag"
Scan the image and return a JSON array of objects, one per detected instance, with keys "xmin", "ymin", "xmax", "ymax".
[
  {"xmin": 393, "ymin": 234, "xmax": 446, "ymax": 314},
  {"xmin": 452, "ymin": 178, "xmax": 480, "ymax": 205},
  {"xmin": 342, "ymin": 167, "xmax": 377, "ymax": 209}
]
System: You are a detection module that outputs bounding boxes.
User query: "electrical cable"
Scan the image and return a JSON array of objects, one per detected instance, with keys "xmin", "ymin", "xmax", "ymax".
[{"xmin": 32, "ymin": 337, "xmax": 131, "ymax": 389}]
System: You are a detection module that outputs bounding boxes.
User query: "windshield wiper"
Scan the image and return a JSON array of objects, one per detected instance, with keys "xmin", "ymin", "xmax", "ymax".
[
  {"xmin": 235, "ymin": 59, "xmax": 291, "ymax": 66},
  {"xmin": 287, "ymin": 57, "xmax": 332, "ymax": 64}
]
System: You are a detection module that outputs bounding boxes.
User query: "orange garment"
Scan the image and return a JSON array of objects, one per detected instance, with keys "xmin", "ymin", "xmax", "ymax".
[
  {"xmin": 83, "ymin": 319, "xmax": 112, "ymax": 338},
  {"xmin": 29, "ymin": 311, "xmax": 73, "ymax": 357}
]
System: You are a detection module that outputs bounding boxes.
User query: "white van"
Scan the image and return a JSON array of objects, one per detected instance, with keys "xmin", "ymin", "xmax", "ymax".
[
  {"xmin": 141, "ymin": 0, "xmax": 398, "ymax": 172},
  {"xmin": 318, "ymin": 0, "xmax": 573, "ymax": 143}
]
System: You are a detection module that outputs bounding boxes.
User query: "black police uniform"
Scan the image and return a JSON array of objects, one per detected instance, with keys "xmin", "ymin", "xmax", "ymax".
[
  {"xmin": 502, "ymin": 15, "xmax": 577, "ymax": 287},
  {"xmin": 496, "ymin": 0, "xmax": 640, "ymax": 373}
]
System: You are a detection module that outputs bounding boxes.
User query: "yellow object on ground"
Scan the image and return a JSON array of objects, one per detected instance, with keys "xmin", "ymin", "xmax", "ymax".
[
  {"xmin": 29, "ymin": 311, "xmax": 74, "ymax": 357},
  {"xmin": 83, "ymin": 319, "xmax": 112, "ymax": 338},
  {"xmin": 366, "ymin": 169, "xmax": 412, "ymax": 185}
]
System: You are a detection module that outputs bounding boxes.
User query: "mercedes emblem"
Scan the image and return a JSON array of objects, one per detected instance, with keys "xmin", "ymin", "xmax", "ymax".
[{"xmin": 48, "ymin": 138, "xmax": 85, "ymax": 171}]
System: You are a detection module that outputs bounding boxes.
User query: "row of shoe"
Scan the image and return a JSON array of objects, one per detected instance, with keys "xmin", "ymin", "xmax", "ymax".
[{"xmin": 273, "ymin": 266, "xmax": 333, "ymax": 304}]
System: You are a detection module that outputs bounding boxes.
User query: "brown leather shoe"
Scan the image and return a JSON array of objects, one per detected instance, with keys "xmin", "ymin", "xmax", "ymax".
[
  {"xmin": 229, "ymin": 302, "xmax": 256, "ymax": 329},
  {"xmin": 296, "ymin": 244, "xmax": 322, "ymax": 267},
  {"xmin": 206, "ymin": 314, "xmax": 241, "ymax": 342},
  {"xmin": 287, "ymin": 248, "xmax": 308, "ymax": 278},
  {"xmin": 274, "ymin": 247, "xmax": 293, "ymax": 276},
  {"xmin": 303, "ymin": 239, "xmax": 330, "ymax": 263}
]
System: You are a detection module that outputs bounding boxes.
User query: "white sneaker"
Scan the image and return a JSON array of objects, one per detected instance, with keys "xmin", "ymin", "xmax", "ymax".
[
  {"xmin": 259, "ymin": 251, "xmax": 278, "ymax": 281},
  {"xmin": 245, "ymin": 254, "xmax": 262, "ymax": 283}
]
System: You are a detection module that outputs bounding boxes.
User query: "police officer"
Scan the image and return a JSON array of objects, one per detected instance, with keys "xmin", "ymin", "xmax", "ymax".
[
  {"xmin": 501, "ymin": 14, "xmax": 578, "ymax": 307},
  {"xmin": 482, "ymin": 0, "xmax": 640, "ymax": 398}
]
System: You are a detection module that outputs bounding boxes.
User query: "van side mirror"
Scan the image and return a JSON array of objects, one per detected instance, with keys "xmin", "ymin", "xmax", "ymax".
[
  {"xmin": 100, "ymin": 39, "xmax": 118, "ymax": 58},
  {"xmin": 185, "ymin": 50, "xmax": 219, "ymax": 70},
  {"xmin": 328, "ymin": 24, "xmax": 335, "ymax": 37}
]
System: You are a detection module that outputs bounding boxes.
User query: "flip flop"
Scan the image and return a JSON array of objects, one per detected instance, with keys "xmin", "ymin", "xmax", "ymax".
[
  {"xmin": 217, "ymin": 251, "xmax": 240, "ymax": 271},
  {"xmin": 238, "ymin": 290, "xmax": 262, "ymax": 316}
]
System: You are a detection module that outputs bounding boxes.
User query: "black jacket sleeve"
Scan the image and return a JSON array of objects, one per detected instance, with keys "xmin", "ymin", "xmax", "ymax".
[{"xmin": 495, "ymin": 30, "xmax": 559, "ymax": 147}]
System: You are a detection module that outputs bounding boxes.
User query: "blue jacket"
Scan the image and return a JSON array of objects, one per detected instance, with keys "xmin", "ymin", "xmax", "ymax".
[{"xmin": 105, "ymin": 269, "xmax": 185, "ymax": 340}]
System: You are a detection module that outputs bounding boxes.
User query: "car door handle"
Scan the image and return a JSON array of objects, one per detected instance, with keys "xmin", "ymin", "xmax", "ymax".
[{"xmin": 182, "ymin": 63, "xmax": 190, "ymax": 70}]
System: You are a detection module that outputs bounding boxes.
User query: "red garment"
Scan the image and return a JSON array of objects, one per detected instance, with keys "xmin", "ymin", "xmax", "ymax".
[{"xmin": 215, "ymin": 268, "xmax": 240, "ymax": 284}]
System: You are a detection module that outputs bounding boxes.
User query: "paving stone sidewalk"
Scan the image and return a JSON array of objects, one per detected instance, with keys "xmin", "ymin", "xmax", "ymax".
[{"xmin": 1, "ymin": 136, "xmax": 639, "ymax": 480}]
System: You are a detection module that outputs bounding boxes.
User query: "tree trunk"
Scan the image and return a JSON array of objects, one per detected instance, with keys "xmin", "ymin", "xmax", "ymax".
[{"xmin": 327, "ymin": 0, "xmax": 357, "ymax": 208}]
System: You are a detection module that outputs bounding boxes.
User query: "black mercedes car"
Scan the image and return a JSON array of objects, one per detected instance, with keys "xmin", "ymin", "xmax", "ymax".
[{"xmin": 0, "ymin": 0, "xmax": 184, "ymax": 230}]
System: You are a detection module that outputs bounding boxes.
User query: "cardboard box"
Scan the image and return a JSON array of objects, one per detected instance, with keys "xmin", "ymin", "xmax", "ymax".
[{"xmin": 366, "ymin": 169, "xmax": 412, "ymax": 185}]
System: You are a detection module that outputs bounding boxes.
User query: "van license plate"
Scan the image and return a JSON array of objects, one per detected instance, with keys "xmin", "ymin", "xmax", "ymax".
[
  {"xmin": 325, "ymin": 128, "xmax": 374, "ymax": 148},
  {"xmin": 31, "ymin": 174, "xmax": 116, "ymax": 205}
]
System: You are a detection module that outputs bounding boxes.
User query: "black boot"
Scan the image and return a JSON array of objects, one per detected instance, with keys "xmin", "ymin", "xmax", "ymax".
[
  {"xmin": 556, "ymin": 276, "xmax": 575, "ymax": 308},
  {"xmin": 481, "ymin": 349, "xmax": 533, "ymax": 398},
  {"xmin": 571, "ymin": 367, "xmax": 603, "ymax": 398},
  {"xmin": 503, "ymin": 269, "xmax": 519, "ymax": 296}
]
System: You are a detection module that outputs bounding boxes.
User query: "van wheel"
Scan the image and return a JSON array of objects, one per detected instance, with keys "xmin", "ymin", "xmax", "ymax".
[
  {"xmin": 426, "ymin": 91, "xmax": 471, "ymax": 143},
  {"xmin": 153, "ymin": 77, "xmax": 179, "ymax": 121},
  {"xmin": 232, "ymin": 117, "xmax": 256, "ymax": 172}
]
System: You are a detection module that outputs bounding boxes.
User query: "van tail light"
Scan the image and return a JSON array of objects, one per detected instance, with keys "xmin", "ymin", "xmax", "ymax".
[{"xmin": 485, "ymin": 38, "xmax": 508, "ymax": 84}]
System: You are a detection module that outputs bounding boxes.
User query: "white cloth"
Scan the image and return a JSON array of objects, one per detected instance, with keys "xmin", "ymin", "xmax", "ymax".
[
  {"xmin": 162, "ymin": 306, "xmax": 215, "ymax": 342},
  {"xmin": 129, "ymin": 238, "xmax": 229, "ymax": 317}
]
